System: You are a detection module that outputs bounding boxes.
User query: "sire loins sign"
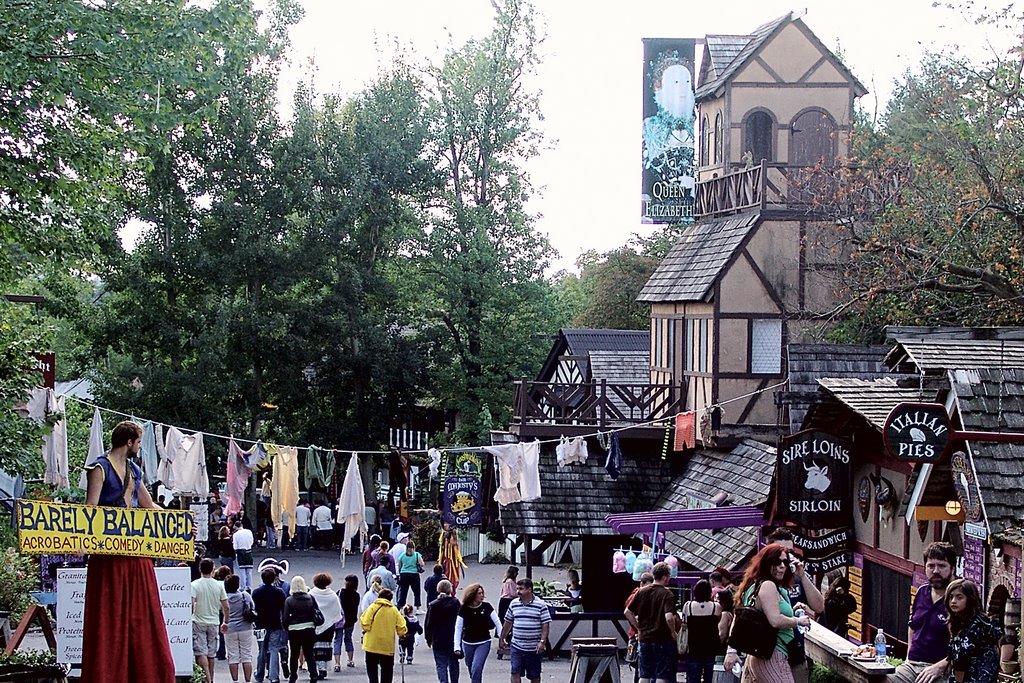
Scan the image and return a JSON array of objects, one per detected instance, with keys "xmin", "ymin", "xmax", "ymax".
[
  {"xmin": 777, "ymin": 431, "xmax": 852, "ymax": 528},
  {"xmin": 883, "ymin": 403, "xmax": 950, "ymax": 463}
]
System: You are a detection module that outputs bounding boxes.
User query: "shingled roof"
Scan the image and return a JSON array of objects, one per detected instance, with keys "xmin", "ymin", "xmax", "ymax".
[
  {"xmin": 814, "ymin": 378, "xmax": 935, "ymax": 431},
  {"xmin": 786, "ymin": 344, "xmax": 891, "ymax": 433},
  {"xmin": 497, "ymin": 439, "xmax": 674, "ymax": 536},
  {"xmin": 699, "ymin": 35, "xmax": 750, "ymax": 88},
  {"xmin": 949, "ymin": 368, "xmax": 1024, "ymax": 525},
  {"xmin": 695, "ymin": 13, "xmax": 792, "ymax": 101},
  {"xmin": 535, "ymin": 329, "xmax": 649, "ymax": 383},
  {"xmin": 636, "ymin": 213, "xmax": 760, "ymax": 303},
  {"xmin": 885, "ymin": 339, "xmax": 1024, "ymax": 374},
  {"xmin": 657, "ymin": 439, "xmax": 776, "ymax": 571}
]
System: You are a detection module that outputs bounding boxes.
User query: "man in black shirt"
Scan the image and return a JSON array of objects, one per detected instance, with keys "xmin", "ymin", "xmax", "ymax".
[
  {"xmin": 425, "ymin": 580, "xmax": 462, "ymax": 683},
  {"xmin": 253, "ymin": 568, "xmax": 287, "ymax": 683}
]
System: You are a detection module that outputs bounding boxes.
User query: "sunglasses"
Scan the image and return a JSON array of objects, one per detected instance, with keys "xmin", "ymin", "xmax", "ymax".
[{"xmin": 775, "ymin": 557, "xmax": 792, "ymax": 567}]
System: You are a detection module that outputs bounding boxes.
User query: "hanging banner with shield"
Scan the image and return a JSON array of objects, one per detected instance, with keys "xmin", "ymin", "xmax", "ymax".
[{"xmin": 442, "ymin": 453, "xmax": 482, "ymax": 527}]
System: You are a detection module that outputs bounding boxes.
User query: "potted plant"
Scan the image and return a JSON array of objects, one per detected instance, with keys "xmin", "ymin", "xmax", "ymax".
[{"xmin": 0, "ymin": 650, "xmax": 66, "ymax": 683}]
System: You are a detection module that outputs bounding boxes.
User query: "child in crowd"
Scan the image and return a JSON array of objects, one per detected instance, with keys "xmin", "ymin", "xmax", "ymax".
[{"xmin": 398, "ymin": 603, "xmax": 422, "ymax": 665}]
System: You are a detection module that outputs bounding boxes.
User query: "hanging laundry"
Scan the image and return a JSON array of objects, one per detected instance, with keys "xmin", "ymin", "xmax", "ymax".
[
  {"xmin": 336, "ymin": 453, "xmax": 366, "ymax": 540},
  {"xmin": 605, "ymin": 433, "xmax": 623, "ymax": 480},
  {"xmin": 270, "ymin": 445, "xmax": 300, "ymax": 535},
  {"xmin": 21, "ymin": 387, "xmax": 48, "ymax": 420},
  {"xmin": 519, "ymin": 440, "xmax": 542, "ymax": 501},
  {"xmin": 322, "ymin": 449, "xmax": 337, "ymax": 484},
  {"xmin": 673, "ymin": 411, "xmax": 696, "ymax": 451},
  {"xmin": 305, "ymin": 445, "xmax": 327, "ymax": 489},
  {"xmin": 566, "ymin": 436, "xmax": 589, "ymax": 465},
  {"xmin": 225, "ymin": 440, "xmax": 253, "ymax": 517},
  {"xmin": 160, "ymin": 426, "xmax": 209, "ymax": 496},
  {"xmin": 484, "ymin": 444, "xmax": 524, "ymax": 506},
  {"xmin": 139, "ymin": 421, "xmax": 159, "ymax": 485},
  {"xmin": 79, "ymin": 407, "xmax": 105, "ymax": 490},
  {"xmin": 555, "ymin": 436, "xmax": 569, "ymax": 466},
  {"xmin": 240, "ymin": 441, "xmax": 268, "ymax": 469},
  {"xmin": 42, "ymin": 391, "xmax": 69, "ymax": 489},
  {"xmin": 427, "ymin": 448, "xmax": 442, "ymax": 479}
]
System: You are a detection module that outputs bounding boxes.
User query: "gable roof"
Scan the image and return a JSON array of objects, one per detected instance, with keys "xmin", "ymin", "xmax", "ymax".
[
  {"xmin": 657, "ymin": 439, "xmax": 776, "ymax": 571},
  {"xmin": 699, "ymin": 35, "xmax": 750, "ymax": 88},
  {"xmin": 950, "ymin": 368, "xmax": 1024, "ymax": 525},
  {"xmin": 497, "ymin": 439, "xmax": 674, "ymax": 536},
  {"xmin": 695, "ymin": 13, "xmax": 867, "ymax": 102},
  {"xmin": 786, "ymin": 344, "xmax": 891, "ymax": 433},
  {"xmin": 636, "ymin": 213, "xmax": 760, "ymax": 303},
  {"xmin": 535, "ymin": 329, "xmax": 649, "ymax": 382},
  {"xmin": 813, "ymin": 378, "xmax": 934, "ymax": 431},
  {"xmin": 695, "ymin": 13, "xmax": 792, "ymax": 101},
  {"xmin": 885, "ymin": 338, "xmax": 1024, "ymax": 374}
]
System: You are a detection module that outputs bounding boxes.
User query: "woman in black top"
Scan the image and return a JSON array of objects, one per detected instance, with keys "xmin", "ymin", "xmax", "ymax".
[
  {"xmin": 283, "ymin": 576, "xmax": 319, "ymax": 683},
  {"xmin": 682, "ymin": 579, "xmax": 722, "ymax": 683},
  {"xmin": 334, "ymin": 574, "xmax": 361, "ymax": 671},
  {"xmin": 821, "ymin": 576, "xmax": 857, "ymax": 637},
  {"xmin": 454, "ymin": 583, "xmax": 503, "ymax": 683}
]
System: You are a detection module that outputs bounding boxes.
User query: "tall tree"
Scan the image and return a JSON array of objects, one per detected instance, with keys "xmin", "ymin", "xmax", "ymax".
[
  {"xmin": 412, "ymin": 0, "xmax": 558, "ymax": 438},
  {"xmin": 810, "ymin": 9, "xmax": 1024, "ymax": 336}
]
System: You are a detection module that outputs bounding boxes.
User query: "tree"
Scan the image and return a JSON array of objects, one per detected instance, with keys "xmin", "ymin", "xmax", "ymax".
[
  {"xmin": 411, "ymin": 0, "xmax": 559, "ymax": 438},
  {"xmin": 810, "ymin": 9, "xmax": 1024, "ymax": 336}
]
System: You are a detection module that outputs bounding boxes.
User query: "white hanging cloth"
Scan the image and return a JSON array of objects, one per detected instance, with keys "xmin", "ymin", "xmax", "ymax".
[
  {"xmin": 42, "ymin": 391, "xmax": 69, "ymax": 489},
  {"xmin": 79, "ymin": 407, "xmax": 105, "ymax": 489},
  {"xmin": 428, "ymin": 448, "xmax": 442, "ymax": 479},
  {"xmin": 159, "ymin": 425, "xmax": 209, "ymax": 496},
  {"xmin": 336, "ymin": 453, "xmax": 367, "ymax": 564}
]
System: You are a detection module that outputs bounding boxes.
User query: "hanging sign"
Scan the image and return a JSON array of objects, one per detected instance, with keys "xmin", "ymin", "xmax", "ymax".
[
  {"xmin": 442, "ymin": 453, "xmax": 482, "ymax": 527},
  {"xmin": 777, "ymin": 430, "xmax": 852, "ymax": 528},
  {"xmin": 950, "ymin": 451, "xmax": 983, "ymax": 522},
  {"xmin": 803, "ymin": 550, "xmax": 854, "ymax": 576},
  {"xmin": 792, "ymin": 528, "xmax": 854, "ymax": 556},
  {"xmin": 883, "ymin": 403, "xmax": 950, "ymax": 463},
  {"xmin": 857, "ymin": 476, "xmax": 872, "ymax": 522},
  {"xmin": 17, "ymin": 499, "xmax": 195, "ymax": 561}
]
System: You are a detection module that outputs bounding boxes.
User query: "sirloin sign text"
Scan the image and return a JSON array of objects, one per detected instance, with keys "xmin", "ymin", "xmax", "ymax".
[{"xmin": 777, "ymin": 431, "xmax": 852, "ymax": 528}]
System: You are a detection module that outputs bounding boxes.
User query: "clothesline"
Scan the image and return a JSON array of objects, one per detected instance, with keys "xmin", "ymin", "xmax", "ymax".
[{"xmin": 58, "ymin": 377, "xmax": 789, "ymax": 461}]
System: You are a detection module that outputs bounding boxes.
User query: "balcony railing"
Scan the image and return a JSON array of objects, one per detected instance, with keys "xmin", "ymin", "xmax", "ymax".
[
  {"xmin": 694, "ymin": 160, "xmax": 838, "ymax": 218},
  {"xmin": 512, "ymin": 379, "xmax": 685, "ymax": 430}
]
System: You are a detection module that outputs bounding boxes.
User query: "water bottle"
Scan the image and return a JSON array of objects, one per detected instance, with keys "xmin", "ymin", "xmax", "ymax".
[
  {"xmin": 794, "ymin": 608, "xmax": 809, "ymax": 635},
  {"xmin": 874, "ymin": 630, "xmax": 887, "ymax": 663}
]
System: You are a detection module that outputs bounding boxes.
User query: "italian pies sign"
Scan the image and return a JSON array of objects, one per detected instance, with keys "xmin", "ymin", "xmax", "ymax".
[{"xmin": 884, "ymin": 403, "xmax": 951, "ymax": 463}]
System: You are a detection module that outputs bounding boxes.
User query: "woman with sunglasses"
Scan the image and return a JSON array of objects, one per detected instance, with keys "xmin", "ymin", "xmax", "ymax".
[{"xmin": 732, "ymin": 544, "xmax": 811, "ymax": 683}]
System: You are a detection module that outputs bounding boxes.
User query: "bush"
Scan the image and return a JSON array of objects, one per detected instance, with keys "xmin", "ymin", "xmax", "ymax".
[
  {"xmin": 809, "ymin": 662, "xmax": 841, "ymax": 683},
  {"xmin": 481, "ymin": 550, "xmax": 509, "ymax": 564},
  {"xmin": 0, "ymin": 548, "xmax": 38, "ymax": 620}
]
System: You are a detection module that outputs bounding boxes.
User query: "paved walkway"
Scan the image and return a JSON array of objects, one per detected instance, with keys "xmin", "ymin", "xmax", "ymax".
[{"xmin": 206, "ymin": 548, "xmax": 577, "ymax": 683}]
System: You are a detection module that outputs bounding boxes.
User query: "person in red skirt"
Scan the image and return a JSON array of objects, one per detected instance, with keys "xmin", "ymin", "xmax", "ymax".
[{"xmin": 81, "ymin": 420, "xmax": 175, "ymax": 683}]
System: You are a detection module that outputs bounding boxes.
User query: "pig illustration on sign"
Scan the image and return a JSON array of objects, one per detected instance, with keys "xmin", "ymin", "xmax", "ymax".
[{"xmin": 803, "ymin": 461, "xmax": 832, "ymax": 493}]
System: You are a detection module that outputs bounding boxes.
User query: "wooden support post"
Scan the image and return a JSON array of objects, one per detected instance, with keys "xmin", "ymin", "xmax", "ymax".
[
  {"xmin": 4, "ymin": 605, "xmax": 57, "ymax": 655},
  {"xmin": 525, "ymin": 533, "xmax": 533, "ymax": 579}
]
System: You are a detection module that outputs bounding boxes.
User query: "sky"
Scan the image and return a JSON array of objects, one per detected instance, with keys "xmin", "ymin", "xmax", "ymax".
[{"xmin": 271, "ymin": 1, "xmax": 1013, "ymax": 272}]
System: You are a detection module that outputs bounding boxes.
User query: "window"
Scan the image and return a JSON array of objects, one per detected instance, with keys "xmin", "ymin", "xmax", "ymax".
[
  {"xmin": 713, "ymin": 113, "xmax": 723, "ymax": 164},
  {"xmin": 684, "ymin": 319, "xmax": 710, "ymax": 373},
  {"xmin": 863, "ymin": 562, "xmax": 912, "ymax": 656},
  {"xmin": 750, "ymin": 319, "xmax": 782, "ymax": 374},
  {"xmin": 700, "ymin": 115, "xmax": 710, "ymax": 166},
  {"xmin": 744, "ymin": 111, "xmax": 773, "ymax": 164}
]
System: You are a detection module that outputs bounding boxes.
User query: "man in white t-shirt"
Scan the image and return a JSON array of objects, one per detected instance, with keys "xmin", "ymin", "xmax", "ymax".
[
  {"xmin": 390, "ymin": 532, "xmax": 409, "ymax": 565},
  {"xmin": 293, "ymin": 502, "xmax": 311, "ymax": 551},
  {"xmin": 312, "ymin": 503, "xmax": 332, "ymax": 550},
  {"xmin": 192, "ymin": 558, "xmax": 229, "ymax": 683},
  {"xmin": 232, "ymin": 523, "xmax": 255, "ymax": 590}
]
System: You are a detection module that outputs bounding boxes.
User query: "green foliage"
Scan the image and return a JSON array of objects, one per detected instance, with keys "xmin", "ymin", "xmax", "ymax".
[
  {"xmin": 809, "ymin": 662, "xmax": 841, "ymax": 683},
  {"xmin": 815, "ymin": 9, "xmax": 1024, "ymax": 333},
  {"xmin": 0, "ymin": 548, "xmax": 38, "ymax": 620},
  {"xmin": 0, "ymin": 301, "xmax": 52, "ymax": 479}
]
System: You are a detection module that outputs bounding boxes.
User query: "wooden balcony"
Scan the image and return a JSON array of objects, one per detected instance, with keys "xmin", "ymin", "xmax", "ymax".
[
  {"xmin": 694, "ymin": 160, "xmax": 838, "ymax": 219},
  {"xmin": 510, "ymin": 379, "xmax": 686, "ymax": 439}
]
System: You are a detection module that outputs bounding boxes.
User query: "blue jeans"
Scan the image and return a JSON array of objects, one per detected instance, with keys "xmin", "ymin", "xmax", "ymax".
[
  {"xmin": 256, "ymin": 627, "xmax": 286, "ymax": 682},
  {"xmin": 686, "ymin": 654, "xmax": 715, "ymax": 683},
  {"xmin": 333, "ymin": 625, "xmax": 354, "ymax": 656},
  {"xmin": 638, "ymin": 640, "xmax": 677, "ymax": 681},
  {"xmin": 462, "ymin": 640, "xmax": 491, "ymax": 683},
  {"xmin": 295, "ymin": 526, "xmax": 309, "ymax": 551},
  {"xmin": 238, "ymin": 565, "xmax": 253, "ymax": 591},
  {"xmin": 433, "ymin": 649, "xmax": 460, "ymax": 683}
]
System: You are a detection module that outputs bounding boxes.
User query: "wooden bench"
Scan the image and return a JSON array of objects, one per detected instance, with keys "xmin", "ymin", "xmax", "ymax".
[{"xmin": 804, "ymin": 621, "xmax": 895, "ymax": 683}]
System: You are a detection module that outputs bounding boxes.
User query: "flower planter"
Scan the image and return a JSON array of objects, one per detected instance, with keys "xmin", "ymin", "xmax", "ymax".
[{"xmin": 0, "ymin": 663, "xmax": 65, "ymax": 682}]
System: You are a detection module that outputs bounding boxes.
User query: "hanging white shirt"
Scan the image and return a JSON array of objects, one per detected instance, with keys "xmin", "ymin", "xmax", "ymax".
[
  {"xmin": 78, "ymin": 407, "xmax": 105, "ymax": 490},
  {"xmin": 161, "ymin": 426, "xmax": 209, "ymax": 496},
  {"xmin": 519, "ymin": 440, "xmax": 542, "ymax": 501},
  {"xmin": 42, "ymin": 391, "xmax": 69, "ymax": 489}
]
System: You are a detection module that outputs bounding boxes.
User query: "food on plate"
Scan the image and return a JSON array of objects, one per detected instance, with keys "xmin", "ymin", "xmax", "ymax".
[{"xmin": 850, "ymin": 644, "xmax": 877, "ymax": 659}]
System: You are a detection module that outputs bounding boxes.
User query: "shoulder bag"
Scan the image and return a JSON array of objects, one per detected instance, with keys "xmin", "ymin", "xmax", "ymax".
[
  {"xmin": 727, "ymin": 582, "xmax": 778, "ymax": 659},
  {"xmin": 677, "ymin": 602, "xmax": 690, "ymax": 656},
  {"xmin": 242, "ymin": 594, "xmax": 259, "ymax": 624}
]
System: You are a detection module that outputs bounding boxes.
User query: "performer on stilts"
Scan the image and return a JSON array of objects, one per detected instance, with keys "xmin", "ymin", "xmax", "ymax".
[{"xmin": 80, "ymin": 420, "xmax": 175, "ymax": 683}]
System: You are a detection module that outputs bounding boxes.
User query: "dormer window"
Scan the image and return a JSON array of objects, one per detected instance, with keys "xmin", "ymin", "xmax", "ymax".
[{"xmin": 743, "ymin": 111, "xmax": 773, "ymax": 164}]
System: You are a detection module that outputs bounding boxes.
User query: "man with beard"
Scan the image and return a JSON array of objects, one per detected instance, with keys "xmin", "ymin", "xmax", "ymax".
[{"xmin": 888, "ymin": 542, "xmax": 959, "ymax": 683}]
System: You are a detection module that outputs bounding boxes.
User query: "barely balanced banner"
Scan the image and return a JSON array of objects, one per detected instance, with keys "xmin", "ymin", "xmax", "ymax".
[{"xmin": 17, "ymin": 499, "xmax": 195, "ymax": 561}]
